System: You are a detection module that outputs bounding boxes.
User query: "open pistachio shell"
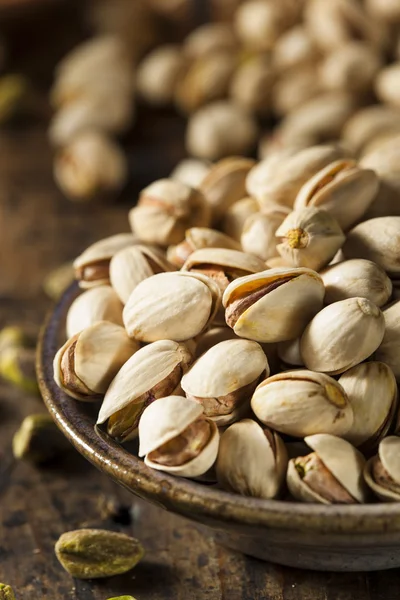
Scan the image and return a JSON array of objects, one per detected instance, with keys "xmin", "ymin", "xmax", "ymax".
[
  {"xmin": 300, "ymin": 297, "xmax": 385, "ymax": 375},
  {"xmin": 66, "ymin": 286, "xmax": 124, "ymax": 339},
  {"xmin": 343, "ymin": 217, "xmax": 400, "ymax": 275},
  {"xmin": 223, "ymin": 267, "xmax": 325, "ymax": 343},
  {"xmin": 216, "ymin": 419, "xmax": 288, "ymax": 499},
  {"xmin": 251, "ymin": 370, "xmax": 353, "ymax": 438},
  {"xmin": 364, "ymin": 437, "xmax": 400, "ymax": 502},
  {"xmin": 374, "ymin": 301, "xmax": 400, "ymax": 380},
  {"xmin": 167, "ymin": 227, "xmax": 240, "ymax": 268}
]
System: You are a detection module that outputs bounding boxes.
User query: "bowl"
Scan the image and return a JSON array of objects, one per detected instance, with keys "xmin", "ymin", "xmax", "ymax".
[{"xmin": 37, "ymin": 282, "xmax": 400, "ymax": 572}]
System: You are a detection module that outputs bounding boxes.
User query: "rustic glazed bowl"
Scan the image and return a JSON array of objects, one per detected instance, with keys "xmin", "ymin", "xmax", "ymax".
[{"xmin": 37, "ymin": 282, "xmax": 400, "ymax": 572}]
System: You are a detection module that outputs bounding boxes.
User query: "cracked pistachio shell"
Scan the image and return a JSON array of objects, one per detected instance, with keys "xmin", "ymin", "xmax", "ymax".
[
  {"xmin": 167, "ymin": 227, "xmax": 240, "ymax": 269},
  {"xmin": 182, "ymin": 248, "xmax": 265, "ymax": 285},
  {"xmin": 294, "ymin": 160, "xmax": 379, "ymax": 231},
  {"xmin": 300, "ymin": 297, "xmax": 385, "ymax": 375},
  {"xmin": 288, "ymin": 434, "xmax": 368, "ymax": 504},
  {"xmin": 123, "ymin": 271, "xmax": 220, "ymax": 342},
  {"xmin": 221, "ymin": 196, "xmax": 259, "ymax": 241},
  {"xmin": 139, "ymin": 396, "xmax": 220, "ymax": 478},
  {"xmin": 194, "ymin": 326, "xmax": 238, "ymax": 358},
  {"xmin": 216, "ymin": 419, "xmax": 288, "ymax": 499},
  {"xmin": 251, "ymin": 370, "xmax": 353, "ymax": 438},
  {"xmin": 129, "ymin": 179, "xmax": 211, "ymax": 247},
  {"xmin": 223, "ymin": 267, "xmax": 324, "ymax": 343},
  {"xmin": 200, "ymin": 157, "xmax": 255, "ymax": 223},
  {"xmin": 110, "ymin": 245, "xmax": 175, "ymax": 304},
  {"xmin": 181, "ymin": 339, "xmax": 268, "ymax": 426},
  {"xmin": 374, "ymin": 301, "xmax": 400, "ymax": 380},
  {"xmin": 364, "ymin": 437, "xmax": 400, "ymax": 502},
  {"xmin": 170, "ymin": 158, "xmax": 211, "ymax": 188},
  {"xmin": 276, "ymin": 207, "xmax": 345, "ymax": 271},
  {"xmin": 341, "ymin": 106, "xmax": 400, "ymax": 154},
  {"xmin": 74, "ymin": 233, "xmax": 138, "ymax": 289},
  {"xmin": 66, "ymin": 286, "xmax": 123, "ymax": 339},
  {"xmin": 343, "ymin": 217, "xmax": 400, "ymax": 275},
  {"xmin": 246, "ymin": 144, "xmax": 346, "ymax": 209},
  {"xmin": 241, "ymin": 206, "xmax": 290, "ymax": 262},
  {"xmin": 339, "ymin": 362, "xmax": 397, "ymax": 450},
  {"xmin": 136, "ymin": 45, "xmax": 184, "ymax": 106},
  {"xmin": 54, "ymin": 321, "xmax": 139, "ymax": 401},
  {"xmin": 97, "ymin": 340, "xmax": 193, "ymax": 438},
  {"xmin": 320, "ymin": 259, "xmax": 392, "ymax": 307}
]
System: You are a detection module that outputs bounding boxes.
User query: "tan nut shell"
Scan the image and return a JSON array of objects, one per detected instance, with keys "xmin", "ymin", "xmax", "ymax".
[
  {"xmin": 216, "ymin": 419, "xmax": 288, "ymax": 499},
  {"xmin": 241, "ymin": 207, "xmax": 289, "ymax": 262},
  {"xmin": 167, "ymin": 227, "xmax": 240, "ymax": 269},
  {"xmin": 342, "ymin": 106, "xmax": 400, "ymax": 154},
  {"xmin": 223, "ymin": 267, "xmax": 325, "ymax": 343},
  {"xmin": 277, "ymin": 338, "xmax": 304, "ymax": 367},
  {"xmin": 182, "ymin": 247, "xmax": 265, "ymax": 276},
  {"xmin": 364, "ymin": 437, "xmax": 400, "ymax": 502},
  {"xmin": 375, "ymin": 301, "xmax": 400, "ymax": 380},
  {"xmin": 194, "ymin": 327, "xmax": 238, "ymax": 358},
  {"xmin": 97, "ymin": 340, "xmax": 193, "ymax": 425},
  {"xmin": 170, "ymin": 159, "xmax": 211, "ymax": 188},
  {"xmin": 66, "ymin": 286, "xmax": 123, "ymax": 339},
  {"xmin": 301, "ymin": 298, "xmax": 385, "ymax": 375},
  {"xmin": 343, "ymin": 217, "xmax": 400, "ymax": 274},
  {"xmin": 251, "ymin": 370, "xmax": 353, "ymax": 438},
  {"xmin": 222, "ymin": 196, "xmax": 259, "ymax": 241}
]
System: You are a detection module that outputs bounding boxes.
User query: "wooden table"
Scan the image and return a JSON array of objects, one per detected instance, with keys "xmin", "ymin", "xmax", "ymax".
[{"xmin": 0, "ymin": 6, "xmax": 398, "ymax": 599}]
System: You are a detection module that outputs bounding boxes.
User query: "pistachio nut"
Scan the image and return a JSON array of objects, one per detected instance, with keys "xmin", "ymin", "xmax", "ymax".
[
  {"xmin": 272, "ymin": 25, "xmax": 317, "ymax": 72},
  {"xmin": 339, "ymin": 362, "xmax": 397, "ymax": 451},
  {"xmin": 123, "ymin": 271, "xmax": 220, "ymax": 342},
  {"xmin": 230, "ymin": 55, "xmax": 274, "ymax": 116},
  {"xmin": 241, "ymin": 205, "xmax": 290, "ymax": 262},
  {"xmin": 272, "ymin": 65, "xmax": 322, "ymax": 117},
  {"xmin": 294, "ymin": 160, "xmax": 379, "ymax": 231},
  {"xmin": 223, "ymin": 267, "xmax": 325, "ymax": 343},
  {"xmin": 138, "ymin": 395, "xmax": 219, "ymax": 478},
  {"xmin": 216, "ymin": 419, "xmax": 288, "ymax": 499},
  {"xmin": 343, "ymin": 217, "xmax": 400, "ymax": 274},
  {"xmin": 170, "ymin": 158, "xmax": 211, "ymax": 188},
  {"xmin": 74, "ymin": 233, "xmax": 138, "ymax": 289},
  {"xmin": 375, "ymin": 63, "xmax": 400, "ymax": 110},
  {"xmin": 374, "ymin": 300, "xmax": 400, "ymax": 380},
  {"xmin": 66, "ymin": 286, "xmax": 124, "ymax": 338},
  {"xmin": 300, "ymin": 297, "xmax": 385, "ymax": 375},
  {"xmin": 110, "ymin": 245, "xmax": 175, "ymax": 304},
  {"xmin": 194, "ymin": 326, "xmax": 238, "ymax": 358},
  {"xmin": 129, "ymin": 179, "xmax": 211, "ymax": 246},
  {"xmin": 183, "ymin": 23, "xmax": 238, "ymax": 60},
  {"xmin": 341, "ymin": 105, "xmax": 400, "ymax": 154},
  {"xmin": 0, "ymin": 584, "xmax": 15, "ymax": 600},
  {"xmin": 366, "ymin": 0, "xmax": 400, "ymax": 22},
  {"xmin": 320, "ymin": 259, "xmax": 392, "ymax": 307},
  {"xmin": 234, "ymin": 0, "xmax": 296, "ymax": 51},
  {"xmin": 181, "ymin": 339, "xmax": 268, "ymax": 426},
  {"xmin": 276, "ymin": 207, "xmax": 345, "ymax": 271},
  {"xmin": 251, "ymin": 370, "xmax": 353, "ymax": 438},
  {"xmin": 287, "ymin": 433, "xmax": 368, "ymax": 504},
  {"xmin": 167, "ymin": 227, "xmax": 241, "ymax": 269},
  {"xmin": 12, "ymin": 413, "xmax": 70, "ymax": 464},
  {"xmin": 54, "ymin": 321, "xmax": 139, "ymax": 401},
  {"xmin": 265, "ymin": 256, "xmax": 291, "ymax": 269},
  {"xmin": 221, "ymin": 196, "xmax": 259, "ymax": 241},
  {"xmin": 0, "ymin": 326, "xmax": 38, "ymax": 395},
  {"xmin": 200, "ymin": 157, "xmax": 255, "ymax": 223},
  {"xmin": 136, "ymin": 45, "xmax": 184, "ymax": 106},
  {"xmin": 364, "ymin": 437, "xmax": 400, "ymax": 501},
  {"xmin": 97, "ymin": 340, "xmax": 193, "ymax": 441},
  {"xmin": 277, "ymin": 337, "xmax": 304, "ymax": 369},
  {"xmin": 186, "ymin": 100, "xmax": 258, "ymax": 161}
]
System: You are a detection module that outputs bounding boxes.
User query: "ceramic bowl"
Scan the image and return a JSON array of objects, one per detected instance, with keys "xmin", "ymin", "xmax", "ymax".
[{"xmin": 37, "ymin": 282, "xmax": 400, "ymax": 572}]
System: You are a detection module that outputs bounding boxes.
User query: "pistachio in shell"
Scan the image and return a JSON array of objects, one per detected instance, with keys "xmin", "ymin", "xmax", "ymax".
[
  {"xmin": 241, "ymin": 205, "xmax": 290, "ymax": 262},
  {"xmin": 343, "ymin": 217, "xmax": 400, "ymax": 275},
  {"xmin": 374, "ymin": 300, "xmax": 400, "ymax": 380},
  {"xmin": 364, "ymin": 437, "xmax": 400, "ymax": 502},
  {"xmin": 221, "ymin": 196, "xmax": 259, "ymax": 241},
  {"xmin": 66, "ymin": 286, "xmax": 124, "ymax": 339},
  {"xmin": 167, "ymin": 227, "xmax": 240, "ymax": 269}
]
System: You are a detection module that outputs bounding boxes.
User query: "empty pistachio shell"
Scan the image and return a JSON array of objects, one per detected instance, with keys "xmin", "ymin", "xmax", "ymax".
[
  {"xmin": 216, "ymin": 419, "xmax": 288, "ymax": 499},
  {"xmin": 294, "ymin": 160, "xmax": 378, "ymax": 231},
  {"xmin": 374, "ymin": 301, "xmax": 400, "ymax": 380},
  {"xmin": 241, "ymin": 206, "xmax": 290, "ymax": 262},
  {"xmin": 97, "ymin": 340, "xmax": 193, "ymax": 441},
  {"xmin": 54, "ymin": 321, "xmax": 139, "ymax": 401},
  {"xmin": 74, "ymin": 233, "xmax": 138, "ymax": 289},
  {"xmin": 300, "ymin": 297, "xmax": 385, "ymax": 375},
  {"xmin": 221, "ymin": 196, "xmax": 259, "ymax": 241},
  {"xmin": 364, "ymin": 437, "xmax": 400, "ymax": 502},
  {"xmin": 194, "ymin": 326, "xmax": 238, "ymax": 358},
  {"xmin": 129, "ymin": 179, "xmax": 211, "ymax": 247},
  {"xmin": 139, "ymin": 396, "xmax": 220, "ymax": 478},
  {"xmin": 136, "ymin": 45, "xmax": 184, "ymax": 106},
  {"xmin": 339, "ymin": 362, "xmax": 397, "ymax": 450},
  {"xmin": 276, "ymin": 207, "xmax": 345, "ymax": 271},
  {"xmin": 123, "ymin": 272, "xmax": 220, "ymax": 343},
  {"xmin": 223, "ymin": 267, "xmax": 325, "ymax": 343},
  {"xmin": 181, "ymin": 339, "xmax": 268, "ymax": 426},
  {"xmin": 110, "ymin": 245, "xmax": 175, "ymax": 304},
  {"xmin": 170, "ymin": 158, "xmax": 211, "ymax": 188},
  {"xmin": 251, "ymin": 370, "xmax": 353, "ymax": 438},
  {"xmin": 167, "ymin": 227, "xmax": 240, "ymax": 269},
  {"xmin": 287, "ymin": 434, "xmax": 368, "ymax": 504},
  {"xmin": 66, "ymin": 286, "xmax": 123, "ymax": 339},
  {"xmin": 320, "ymin": 259, "xmax": 392, "ymax": 307},
  {"xmin": 343, "ymin": 217, "xmax": 400, "ymax": 275}
]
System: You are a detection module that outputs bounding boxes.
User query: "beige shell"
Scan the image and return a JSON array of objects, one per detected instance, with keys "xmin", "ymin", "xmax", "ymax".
[
  {"xmin": 374, "ymin": 301, "xmax": 400, "ymax": 380},
  {"xmin": 251, "ymin": 370, "xmax": 353, "ymax": 438},
  {"xmin": 182, "ymin": 248, "xmax": 265, "ymax": 281},
  {"xmin": 53, "ymin": 321, "xmax": 139, "ymax": 401},
  {"xmin": 183, "ymin": 23, "xmax": 237, "ymax": 60},
  {"xmin": 109, "ymin": 245, "xmax": 175, "ymax": 304},
  {"xmin": 167, "ymin": 227, "xmax": 241, "ymax": 269},
  {"xmin": 74, "ymin": 233, "xmax": 138, "ymax": 288},
  {"xmin": 272, "ymin": 25, "xmax": 317, "ymax": 73},
  {"xmin": 341, "ymin": 106, "xmax": 400, "ymax": 154},
  {"xmin": 223, "ymin": 267, "xmax": 325, "ymax": 343},
  {"xmin": 123, "ymin": 271, "xmax": 220, "ymax": 343},
  {"xmin": 66, "ymin": 286, "xmax": 123, "ymax": 339},
  {"xmin": 194, "ymin": 326, "xmax": 238, "ymax": 358},
  {"xmin": 320, "ymin": 259, "xmax": 393, "ymax": 307},
  {"xmin": 339, "ymin": 362, "xmax": 397, "ymax": 449},
  {"xmin": 170, "ymin": 159, "xmax": 211, "ymax": 188},
  {"xmin": 272, "ymin": 65, "xmax": 321, "ymax": 118},
  {"xmin": 234, "ymin": 0, "xmax": 297, "ymax": 51},
  {"xmin": 276, "ymin": 207, "xmax": 345, "ymax": 271},
  {"xmin": 294, "ymin": 160, "xmax": 379, "ymax": 231},
  {"xmin": 181, "ymin": 339, "xmax": 268, "ymax": 426},
  {"xmin": 136, "ymin": 45, "xmax": 184, "ymax": 106},
  {"xmin": 221, "ymin": 196, "xmax": 259, "ymax": 241},
  {"xmin": 129, "ymin": 179, "xmax": 211, "ymax": 247},
  {"xmin": 216, "ymin": 419, "xmax": 288, "ymax": 499},
  {"xmin": 343, "ymin": 217, "xmax": 400, "ymax": 275},
  {"xmin": 230, "ymin": 55, "xmax": 274, "ymax": 116},
  {"xmin": 375, "ymin": 63, "xmax": 400, "ymax": 109},
  {"xmin": 364, "ymin": 437, "xmax": 400, "ymax": 502},
  {"xmin": 241, "ymin": 207, "xmax": 289, "ymax": 262},
  {"xmin": 300, "ymin": 297, "xmax": 385, "ymax": 375},
  {"xmin": 277, "ymin": 337, "xmax": 304, "ymax": 368},
  {"xmin": 138, "ymin": 395, "xmax": 220, "ymax": 478}
]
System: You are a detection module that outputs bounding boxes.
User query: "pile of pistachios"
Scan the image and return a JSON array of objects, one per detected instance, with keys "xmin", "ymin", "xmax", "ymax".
[{"xmin": 51, "ymin": 140, "xmax": 400, "ymax": 505}]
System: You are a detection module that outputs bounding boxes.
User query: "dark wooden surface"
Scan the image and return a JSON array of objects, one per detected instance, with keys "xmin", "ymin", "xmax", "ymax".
[{"xmin": 0, "ymin": 5, "xmax": 400, "ymax": 599}]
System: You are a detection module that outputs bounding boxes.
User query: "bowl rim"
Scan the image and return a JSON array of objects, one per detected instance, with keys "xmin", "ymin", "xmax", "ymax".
[{"xmin": 37, "ymin": 282, "xmax": 400, "ymax": 534}]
